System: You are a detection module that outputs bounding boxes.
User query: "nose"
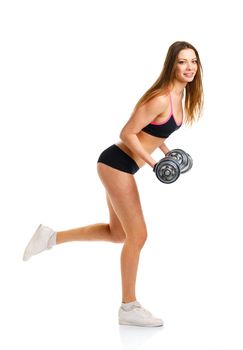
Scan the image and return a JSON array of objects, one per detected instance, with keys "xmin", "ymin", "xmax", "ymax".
[{"xmin": 186, "ymin": 62, "xmax": 193, "ymax": 70}]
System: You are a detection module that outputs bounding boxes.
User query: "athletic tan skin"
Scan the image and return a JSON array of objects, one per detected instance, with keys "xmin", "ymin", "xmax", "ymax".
[{"xmin": 56, "ymin": 49, "xmax": 198, "ymax": 303}]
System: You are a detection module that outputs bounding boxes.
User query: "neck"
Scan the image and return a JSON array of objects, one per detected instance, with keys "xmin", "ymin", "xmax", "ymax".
[{"xmin": 170, "ymin": 80, "xmax": 187, "ymax": 97}]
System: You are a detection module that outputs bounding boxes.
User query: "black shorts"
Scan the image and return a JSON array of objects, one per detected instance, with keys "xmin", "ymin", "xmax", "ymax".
[{"xmin": 97, "ymin": 144, "xmax": 139, "ymax": 175}]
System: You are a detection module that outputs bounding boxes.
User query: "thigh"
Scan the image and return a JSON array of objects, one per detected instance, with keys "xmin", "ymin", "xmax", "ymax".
[
  {"xmin": 106, "ymin": 193, "xmax": 126, "ymax": 240},
  {"xmin": 97, "ymin": 163, "xmax": 147, "ymax": 237}
]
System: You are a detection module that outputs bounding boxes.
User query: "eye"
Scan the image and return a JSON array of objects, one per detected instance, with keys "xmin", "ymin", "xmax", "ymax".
[
  {"xmin": 192, "ymin": 60, "xmax": 198, "ymax": 64},
  {"xmin": 178, "ymin": 61, "xmax": 185, "ymax": 64}
]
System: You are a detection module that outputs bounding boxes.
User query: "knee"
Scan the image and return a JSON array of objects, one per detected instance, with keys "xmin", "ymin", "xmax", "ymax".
[
  {"xmin": 126, "ymin": 230, "xmax": 147, "ymax": 249},
  {"xmin": 110, "ymin": 226, "xmax": 126, "ymax": 243},
  {"xmin": 113, "ymin": 233, "xmax": 126, "ymax": 243}
]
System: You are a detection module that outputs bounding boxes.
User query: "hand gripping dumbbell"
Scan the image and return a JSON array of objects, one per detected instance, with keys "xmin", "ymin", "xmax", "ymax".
[{"xmin": 153, "ymin": 149, "xmax": 193, "ymax": 184}]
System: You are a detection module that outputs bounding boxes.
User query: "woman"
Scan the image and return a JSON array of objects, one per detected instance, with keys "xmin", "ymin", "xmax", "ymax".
[{"xmin": 23, "ymin": 41, "xmax": 204, "ymax": 327}]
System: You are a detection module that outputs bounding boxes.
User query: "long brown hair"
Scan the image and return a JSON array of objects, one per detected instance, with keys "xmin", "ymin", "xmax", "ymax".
[{"xmin": 132, "ymin": 41, "xmax": 204, "ymax": 124}]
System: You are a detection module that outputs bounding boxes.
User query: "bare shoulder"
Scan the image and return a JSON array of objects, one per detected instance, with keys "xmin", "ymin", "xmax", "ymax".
[
  {"xmin": 121, "ymin": 93, "xmax": 170, "ymax": 134},
  {"xmin": 142, "ymin": 94, "xmax": 169, "ymax": 114}
]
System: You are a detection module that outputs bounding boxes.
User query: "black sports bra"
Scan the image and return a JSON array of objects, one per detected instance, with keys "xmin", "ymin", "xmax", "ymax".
[{"xmin": 142, "ymin": 94, "xmax": 183, "ymax": 138}]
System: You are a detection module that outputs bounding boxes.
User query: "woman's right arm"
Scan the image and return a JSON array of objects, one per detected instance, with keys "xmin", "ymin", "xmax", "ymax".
[{"xmin": 119, "ymin": 96, "xmax": 167, "ymax": 168}]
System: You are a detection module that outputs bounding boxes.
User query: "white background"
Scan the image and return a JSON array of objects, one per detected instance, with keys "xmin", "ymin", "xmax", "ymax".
[{"xmin": 0, "ymin": 0, "xmax": 243, "ymax": 349}]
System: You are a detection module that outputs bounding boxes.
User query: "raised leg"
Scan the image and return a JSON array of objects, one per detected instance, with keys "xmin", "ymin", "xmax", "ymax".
[{"xmin": 56, "ymin": 194, "xmax": 126, "ymax": 244}]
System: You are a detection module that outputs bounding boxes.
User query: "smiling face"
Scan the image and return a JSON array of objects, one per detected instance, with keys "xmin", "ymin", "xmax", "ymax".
[{"xmin": 175, "ymin": 48, "xmax": 198, "ymax": 83}]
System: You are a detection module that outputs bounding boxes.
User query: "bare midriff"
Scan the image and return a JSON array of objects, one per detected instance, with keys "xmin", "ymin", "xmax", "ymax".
[{"xmin": 116, "ymin": 131, "xmax": 165, "ymax": 168}]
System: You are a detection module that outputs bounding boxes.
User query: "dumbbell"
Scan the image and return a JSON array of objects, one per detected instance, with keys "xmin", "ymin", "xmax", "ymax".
[{"xmin": 153, "ymin": 148, "xmax": 193, "ymax": 184}]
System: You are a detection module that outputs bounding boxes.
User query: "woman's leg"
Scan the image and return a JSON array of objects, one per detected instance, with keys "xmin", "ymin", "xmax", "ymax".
[
  {"xmin": 56, "ymin": 194, "xmax": 126, "ymax": 244},
  {"xmin": 97, "ymin": 163, "xmax": 147, "ymax": 304},
  {"xmin": 23, "ymin": 173, "xmax": 127, "ymax": 261}
]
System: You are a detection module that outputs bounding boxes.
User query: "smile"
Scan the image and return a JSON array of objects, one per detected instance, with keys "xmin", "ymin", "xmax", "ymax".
[{"xmin": 184, "ymin": 73, "xmax": 194, "ymax": 77}]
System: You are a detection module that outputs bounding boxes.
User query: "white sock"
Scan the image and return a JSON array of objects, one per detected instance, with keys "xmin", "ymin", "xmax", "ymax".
[
  {"xmin": 48, "ymin": 232, "xmax": 57, "ymax": 248},
  {"xmin": 121, "ymin": 300, "xmax": 139, "ymax": 311}
]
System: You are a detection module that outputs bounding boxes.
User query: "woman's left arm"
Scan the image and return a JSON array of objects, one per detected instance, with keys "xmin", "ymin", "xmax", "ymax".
[{"xmin": 159, "ymin": 142, "xmax": 170, "ymax": 155}]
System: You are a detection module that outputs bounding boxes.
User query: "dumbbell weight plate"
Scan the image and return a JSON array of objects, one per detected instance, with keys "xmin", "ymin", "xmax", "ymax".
[
  {"xmin": 181, "ymin": 153, "xmax": 193, "ymax": 173},
  {"xmin": 155, "ymin": 157, "xmax": 180, "ymax": 184},
  {"xmin": 166, "ymin": 149, "xmax": 189, "ymax": 174}
]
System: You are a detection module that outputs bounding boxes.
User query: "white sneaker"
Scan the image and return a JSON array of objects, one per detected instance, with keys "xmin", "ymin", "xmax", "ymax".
[
  {"xmin": 119, "ymin": 301, "xmax": 164, "ymax": 327},
  {"xmin": 23, "ymin": 224, "xmax": 56, "ymax": 261}
]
